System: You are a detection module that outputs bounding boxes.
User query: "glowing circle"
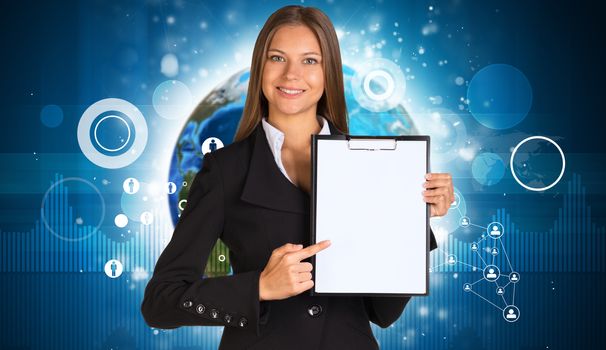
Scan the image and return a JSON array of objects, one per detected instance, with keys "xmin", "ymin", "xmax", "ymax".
[
  {"xmin": 363, "ymin": 69, "xmax": 395, "ymax": 101},
  {"xmin": 40, "ymin": 104, "xmax": 64, "ymax": 128},
  {"xmin": 93, "ymin": 115, "xmax": 132, "ymax": 152},
  {"xmin": 40, "ymin": 177, "xmax": 105, "ymax": 242},
  {"xmin": 351, "ymin": 58, "xmax": 406, "ymax": 112},
  {"xmin": 152, "ymin": 80, "xmax": 193, "ymax": 120},
  {"xmin": 77, "ymin": 98, "xmax": 148, "ymax": 169},
  {"xmin": 114, "ymin": 214, "xmax": 128, "ymax": 228},
  {"xmin": 510, "ymin": 136, "xmax": 565, "ymax": 191},
  {"xmin": 472, "ymin": 152, "xmax": 505, "ymax": 186},
  {"xmin": 467, "ymin": 64, "xmax": 532, "ymax": 130}
]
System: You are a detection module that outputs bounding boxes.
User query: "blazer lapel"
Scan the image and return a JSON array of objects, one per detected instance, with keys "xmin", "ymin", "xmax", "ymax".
[{"xmin": 240, "ymin": 118, "xmax": 343, "ymax": 214}]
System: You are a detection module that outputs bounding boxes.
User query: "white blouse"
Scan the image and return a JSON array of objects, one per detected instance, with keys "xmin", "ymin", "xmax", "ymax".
[{"xmin": 261, "ymin": 115, "xmax": 331, "ymax": 184}]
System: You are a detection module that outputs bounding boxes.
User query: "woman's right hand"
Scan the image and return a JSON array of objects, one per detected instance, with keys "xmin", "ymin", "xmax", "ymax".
[{"xmin": 259, "ymin": 240, "xmax": 331, "ymax": 301}]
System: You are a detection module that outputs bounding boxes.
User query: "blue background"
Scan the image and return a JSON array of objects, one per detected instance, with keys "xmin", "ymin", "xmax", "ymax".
[{"xmin": 1, "ymin": 0, "xmax": 605, "ymax": 349}]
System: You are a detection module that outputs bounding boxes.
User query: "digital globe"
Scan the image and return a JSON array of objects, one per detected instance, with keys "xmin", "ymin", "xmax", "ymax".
[{"xmin": 169, "ymin": 65, "xmax": 419, "ymax": 277}]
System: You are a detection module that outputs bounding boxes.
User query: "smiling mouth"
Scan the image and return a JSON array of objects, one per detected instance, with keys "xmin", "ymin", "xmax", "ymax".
[{"xmin": 277, "ymin": 86, "xmax": 305, "ymax": 95}]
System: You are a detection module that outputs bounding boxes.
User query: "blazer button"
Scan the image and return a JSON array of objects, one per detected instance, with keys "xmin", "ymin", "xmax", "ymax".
[
  {"xmin": 224, "ymin": 313, "xmax": 233, "ymax": 324},
  {"xmin": 182, "ymin": 300, "xmax": 193, "ymax": 308},
  {"xmin": 307, "ymin": 304, "xmax": 323, "ymax": 317},
  {"xmin": 195, "ymin": 304, "xmax": 205, "ymax": 314},
  {"xmin": 238, "ymin": 317, "xmax": 248, "ymax": 328},
  {"xmin": 210, "ymin": 309, "xmax": 219, "ymax": 319}
]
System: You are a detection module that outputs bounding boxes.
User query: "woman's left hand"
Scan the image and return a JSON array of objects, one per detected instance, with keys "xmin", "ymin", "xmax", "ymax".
[{"xmin": 422, "ymin": 173, "xmax": 454, "ymax": 217}]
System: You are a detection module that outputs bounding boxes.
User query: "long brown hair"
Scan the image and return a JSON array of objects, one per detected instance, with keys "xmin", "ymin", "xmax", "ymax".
[{"xmin": 233, "ymin": 5, "xmax": 348, "ymax": 142}]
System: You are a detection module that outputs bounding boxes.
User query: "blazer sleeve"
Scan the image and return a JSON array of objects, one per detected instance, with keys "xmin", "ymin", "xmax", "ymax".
[
  {"xmin": 140, "ymin": 151, "xmax": 265, "ymax": 336},
  {"xmin": 363, "ymin": 227, "xmax": 438, "ymax": 328}
]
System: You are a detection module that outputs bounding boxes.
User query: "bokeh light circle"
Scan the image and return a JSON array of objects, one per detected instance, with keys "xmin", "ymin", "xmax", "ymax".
[
  {"xmin": 472, "ymin": 152, "xmax": 505, "ymax": 186},
  {"xmin": 114, "ymin": 213, "xmax": 128, "ymax": 228},
  {"xmin": 40, "ymin": 177, "xmax": 105, "ymax": 242},
  {"xmin": 152, "ymin": 80, "xmax": 193, "ymax": 120},
  {"xmin": 467, "ymin": 64, "xmax": 532, "ymax": 129},
  {"xmin": 418, "ymin": 108, "xmax": 467, "ymax": 163},
  {"xmin": 40, "ymin": 104, "xmax": 64, "ymax": 128}
]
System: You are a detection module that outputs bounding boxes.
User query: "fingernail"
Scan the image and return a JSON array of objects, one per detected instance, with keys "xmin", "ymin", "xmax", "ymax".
[
  {"xmin": 426, "ymin": 173, "xmax": 431, "ymax": 179},
  {"xmin": 296, "ymin": 244, "xmax": 303, "ymax": 248}
]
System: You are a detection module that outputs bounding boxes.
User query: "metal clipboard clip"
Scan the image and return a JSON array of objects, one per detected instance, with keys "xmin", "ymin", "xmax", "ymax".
[{"xmin": 346, "ymin": 138, "xmax": 398, "ymax": 151}]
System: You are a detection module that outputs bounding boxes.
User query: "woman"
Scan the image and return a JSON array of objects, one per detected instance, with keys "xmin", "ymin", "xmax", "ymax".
[{"xmin": 141, "ymin": 5, "xmax": 454, "ymax": 349}]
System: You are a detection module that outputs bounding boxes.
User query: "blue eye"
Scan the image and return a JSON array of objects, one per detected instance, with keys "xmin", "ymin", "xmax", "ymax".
[
  {"xmin": 270, "ymin": 55, "xmax": 284, "ymax": 62},
  {"xmin": 304, "ymin": 58, "xmax": 318, "ymax": 65}
]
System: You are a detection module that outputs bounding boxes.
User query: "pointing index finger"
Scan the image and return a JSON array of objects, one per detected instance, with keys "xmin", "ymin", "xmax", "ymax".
[{"xmin": 292, "ymin": 240, "xmax": 332, "ymax": 261}]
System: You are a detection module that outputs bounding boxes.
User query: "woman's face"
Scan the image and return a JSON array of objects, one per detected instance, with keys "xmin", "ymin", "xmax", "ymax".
[{"xmin": 262, "ymin": 24, "xmax": 324, "ymax": 118}]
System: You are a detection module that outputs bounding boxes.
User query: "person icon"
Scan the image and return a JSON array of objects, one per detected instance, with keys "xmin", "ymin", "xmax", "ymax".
[
  {"xmin": 463, "ymin": 283, "xmax": 471, "ymax": 292},
  {"xmin": 123, "ymin": 177, "xmax": 139, "ymax": 194},
  {"xmin": 490, "ymin": 225, "xmax": 501, "ymax": 236},
  {"xmin": 140, "ymin": 211, "xmax": 153, "ymax": 225},
  {"xmin": 502, "ymin": 305, "xmax": 520, "ymax": 322},
  {"xmin": 104, "ymin": 259, "xmax": 123, "ymax": 278},
  {"xmin": 491, "ymin": 247, "xmax": 498, "ymax": 256},
  {"xmin": 167, "ymin": 182, "xmax": 176, "ymax": 194},
  {"xmin": 510, "ymin": 272, "xmax": 519, "ymax": 282},
  {"xmin": 202, "ymin": 137, "xmax": 224, "ymax": 154},
  {"xmin": 471, "ymin": 243, "xmax": 478, "ymax": 251},
  {"xmin": 460, "ymin": 217, "xmax": 469, "ymax": 227},
  {"xmin": 448, "ymin": 255, "xmax": 456, "ymax": 265},
  {"xmin": 497, "ymin": 287, "xmax": 504, "ymax": 295},
  {"xmin": 487, "ymin": 268, "xmax": 497, "ymax": 279}
]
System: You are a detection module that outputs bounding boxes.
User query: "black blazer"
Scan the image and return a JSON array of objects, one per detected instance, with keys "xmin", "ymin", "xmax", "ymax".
[{"xmin": 141, "ymin": 119, "xmax": 438, "ymax": 349}]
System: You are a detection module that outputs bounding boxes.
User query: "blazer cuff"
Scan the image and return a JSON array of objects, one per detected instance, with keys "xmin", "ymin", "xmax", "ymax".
[{"xmin": 177, "ymin": 269, "xmax": 268, "ymax": 336}]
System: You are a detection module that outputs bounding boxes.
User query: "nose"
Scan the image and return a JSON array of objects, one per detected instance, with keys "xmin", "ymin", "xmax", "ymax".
[{"xmin": 284, "ymin": 61, "xmax": 302, "ymax": 80}]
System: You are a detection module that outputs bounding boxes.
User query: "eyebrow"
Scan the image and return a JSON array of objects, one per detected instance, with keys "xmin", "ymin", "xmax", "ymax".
[{"xmin": 268, "ymin": 48, "xmax": 322, "ymax": 56}]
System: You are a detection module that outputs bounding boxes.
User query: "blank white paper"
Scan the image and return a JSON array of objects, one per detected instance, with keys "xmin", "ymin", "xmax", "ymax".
[{"xmin": 314, "ymin": 138, "xmax": 428, "ymax": 294}]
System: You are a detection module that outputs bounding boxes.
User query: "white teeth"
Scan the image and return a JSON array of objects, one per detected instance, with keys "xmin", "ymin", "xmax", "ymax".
[{"xmin": 278, "ymin": 87, "xmax": 303, "ymax": 95}]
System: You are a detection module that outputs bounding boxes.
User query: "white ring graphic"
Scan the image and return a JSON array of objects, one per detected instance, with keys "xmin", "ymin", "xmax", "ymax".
[
  {"xmin": 93, "ymin": 115, "xmax": 132, "ymax": 152},
  {"xmin": 178, "ymin": 199, "xmax": 187, "ymax": 211},
  {"xmin": 363, "ymin": 70, "xmax": 395, "ymax": 101},
  {"xmin": 77, "ymin": 98, "xmax": 148, "ymax": 169},
  {"xmin": 510, "ymin": 136, "xmax": 565, "ymax": 191}
]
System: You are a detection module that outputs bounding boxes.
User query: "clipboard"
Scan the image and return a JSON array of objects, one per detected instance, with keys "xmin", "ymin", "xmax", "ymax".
[{"xmin": 310, "ymin": 134, "xmax": 430, "ymax": 297}]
